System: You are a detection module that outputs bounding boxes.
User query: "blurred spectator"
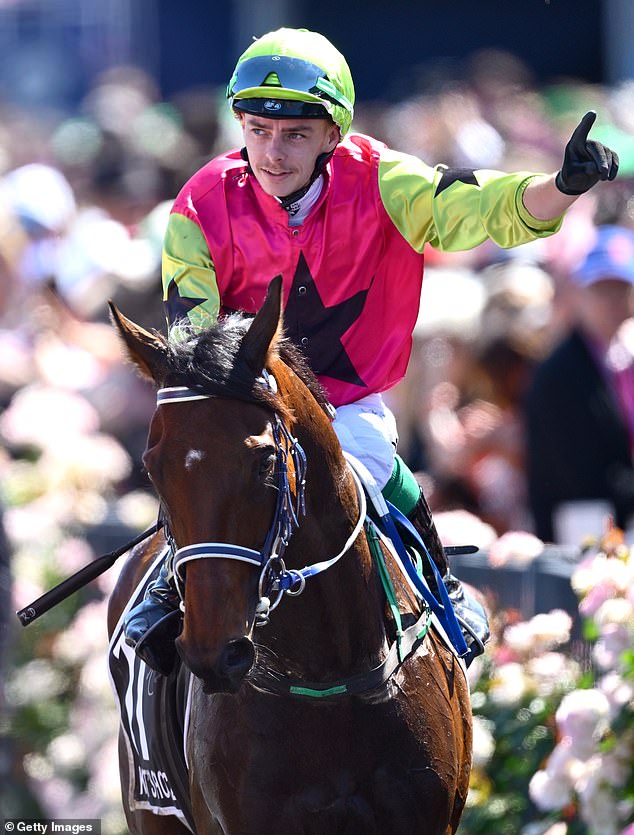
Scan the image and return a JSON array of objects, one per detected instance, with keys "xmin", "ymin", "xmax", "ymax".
[
  {"xmin": 0, "ymin": 162, "xmax": 76, "ymax": 319},
  {"xmin": 404, "ymin": 260, "xmax": 556, "ymax": 534},
  {"xmin": 525, "ymin": 225, "xmax": 634, "ymax": 543}
]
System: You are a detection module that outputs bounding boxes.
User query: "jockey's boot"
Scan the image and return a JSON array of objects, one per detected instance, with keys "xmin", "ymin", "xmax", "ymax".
[
  {"xmin": 124, "ymin": 557, "xmax": 182, "ymax": 676},
  {"xmin": 381, "ymin": 454, "xmax": 489, "ymax": 666},
  {"xmin": 407, "ymin": 490, "xmax": 490, "ymax": 666}
]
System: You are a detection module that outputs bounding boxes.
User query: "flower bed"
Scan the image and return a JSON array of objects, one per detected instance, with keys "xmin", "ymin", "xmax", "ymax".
[{"xmin": 463, "ymin": 529, "xmax": 634, "ymax": 835}]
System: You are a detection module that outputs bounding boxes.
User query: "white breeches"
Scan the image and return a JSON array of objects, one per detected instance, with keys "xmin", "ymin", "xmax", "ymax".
[{"xmin": 331, "ymin": 393, "xmax": 398, "ymax": 491}]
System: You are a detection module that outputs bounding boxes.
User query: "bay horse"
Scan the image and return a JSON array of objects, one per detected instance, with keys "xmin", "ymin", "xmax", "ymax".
[{"xmin": 107, "ymin": 276, "xmax": 472, "ymax": 835}]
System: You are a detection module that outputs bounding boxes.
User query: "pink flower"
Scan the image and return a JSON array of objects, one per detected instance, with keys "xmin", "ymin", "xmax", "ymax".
[
  {"xmin": 488, "ymin": 530, "xmax": 544, "ymax": 567},
  {"xmin": 579, "ymin": 581, "xmax": 618, "ymax": 619}
]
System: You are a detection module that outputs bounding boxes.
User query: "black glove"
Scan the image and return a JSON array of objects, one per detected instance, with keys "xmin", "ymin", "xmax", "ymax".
[{"xmin": 555, "ymin": 111, "xmax": 619, "ymax": 195}]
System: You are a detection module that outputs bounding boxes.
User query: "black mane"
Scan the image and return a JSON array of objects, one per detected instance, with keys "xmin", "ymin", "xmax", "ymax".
[{"xmin": 163, "ymin": 314, "xmax": 331, "ymax": 414}]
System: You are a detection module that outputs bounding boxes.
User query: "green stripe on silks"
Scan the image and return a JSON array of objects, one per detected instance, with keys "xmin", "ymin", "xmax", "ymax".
[
  {"xmin": 382, "ymin": 454, "xmax": 420, "ymax": 518},
  {"xmin": 366, "ymin": 523, "xmax": 407, "ymax": 662}
]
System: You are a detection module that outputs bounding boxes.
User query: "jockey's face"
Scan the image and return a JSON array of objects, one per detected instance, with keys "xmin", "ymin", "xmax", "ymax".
[{"xmin": 240, "ymin": 113, "xmax": 339, "ymax": 198}]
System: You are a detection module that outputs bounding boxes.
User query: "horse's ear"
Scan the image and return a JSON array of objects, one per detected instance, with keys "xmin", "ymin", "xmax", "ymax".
[
  {"xmin": 108, "ymin": 301, "xmax": 168, "ymax": 383},
  {"xmin": 239, "ymin": 275, "xmax": 283, "ymax": 371}
]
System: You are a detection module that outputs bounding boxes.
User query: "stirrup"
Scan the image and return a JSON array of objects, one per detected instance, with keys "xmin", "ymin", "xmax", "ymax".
[{"xmin": 444, "ymin": 572, "xmax": 490, "ymax": 667}]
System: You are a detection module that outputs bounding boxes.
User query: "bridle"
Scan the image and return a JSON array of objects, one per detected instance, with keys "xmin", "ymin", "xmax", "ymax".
[
  {"xmin": 152, "ymin": 374, "xmax": 438, "ymax": 700},
  {"xmin": 156, "ymin": 373, "xmax": 366, "ymax": 626}
]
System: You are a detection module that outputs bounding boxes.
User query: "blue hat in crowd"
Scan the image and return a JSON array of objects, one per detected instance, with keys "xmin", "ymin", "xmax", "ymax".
[{"xmin": 573, "ymin": 225, "xmax": 634, "ymax": 286}]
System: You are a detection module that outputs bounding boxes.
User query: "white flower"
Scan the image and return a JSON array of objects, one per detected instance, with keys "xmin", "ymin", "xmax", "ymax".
[
  {"xmin": 0, "ymin": 384, "xmax": 100, "ymax": 449},
  {"xmin": 4, "ymin": 493, "xmax": 73, "ymax": 545},
  {"xmin": 594, "ymin": 623, "xmax": 632, "ymax": 671},
  {"xmin": 6, "ymin": 659, "xmax": 68, "ymax": 705},
  {"xmin": 471, "ymin": 715, "xmax": 495, "ymax": 768},
  {"xmin": 47, "ymin": 733, "xmax": 87, "ymax": 773},
  {"xmin": 576, "ymin": 759, "xmax": 621, "ymax": 835},
  {"xmin": 503, "ymin": 621, "xmax": 535, "ymax": 655},
  {"xmin": 599, "ymin": 671, "xmax": 634, "ymax": 716},
  {"xmin": 503, "ymin": 610, "xmax": 572, "ymax": 659},
  {"xmin": 527, "ymin": 652, "xmax": 580, "ymax": 697},
  {"xmin": 489, "ymin": 662, "xmax": 529, "ymax": 705},
  {"xmin": 529, "ymin": 767, "xmax": 572, "ymax": 811},
  {"xmin": 530, "ymin": 610, "xmax": 572, "ymax": 649},
  {"xmin": 546, "ymin": 739, "xmax": 586, "ymax": 783},
  {"xmin": 40, "ymin": 432, "xmax": 131, "ymax": 491},
  {"xmin": 53, "ymin": 600, "xmax": 109, "ymax": 664},
  {"xmin": 115, "ymin": 489, "xmax": 158, "ymax": 529},
  {"xmin": 599, "ymin": 749, "xmax": 631, "ymax": 788},
  {"xmin": 555, "ymin": 689, "xmax": 611, "ymax": 759},
  {"xmin": 594, "ymin": 596, "xmax": 634, "ymax": 627},
  {"xmin": 571, "ymin": 554, "xmax": 605, "ymax": 596}
]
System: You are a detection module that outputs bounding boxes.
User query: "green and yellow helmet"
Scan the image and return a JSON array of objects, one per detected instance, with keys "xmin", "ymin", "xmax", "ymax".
[{"xmin": 226, "ymin": 28, "xmax": 355, "ymax": 136}]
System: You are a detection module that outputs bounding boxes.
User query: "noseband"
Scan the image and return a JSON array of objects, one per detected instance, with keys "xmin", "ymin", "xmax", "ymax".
[{"xmin": 156, "ymin": 375, "xmax": 366, "ymax": 625}]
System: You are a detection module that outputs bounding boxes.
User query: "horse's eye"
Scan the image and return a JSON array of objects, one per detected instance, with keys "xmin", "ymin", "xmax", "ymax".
[{"xmin": 257, "ymin": 447, "xmax": 276, "ymax": 479}]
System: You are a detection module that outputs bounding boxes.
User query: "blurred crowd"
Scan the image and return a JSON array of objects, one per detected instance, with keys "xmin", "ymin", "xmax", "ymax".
[
  {"xmin": 0, "ymin": 50, "xmax": 634, "ymax": 541},
  {"xmin": 1, "ymin": 45, "xmax": 634, "ymax": 832}
]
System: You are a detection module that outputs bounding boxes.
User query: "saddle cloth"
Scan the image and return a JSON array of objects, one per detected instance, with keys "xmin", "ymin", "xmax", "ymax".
[{"xmin": 108, "ymin": 550, "xmax": 195, "ymax": 832}]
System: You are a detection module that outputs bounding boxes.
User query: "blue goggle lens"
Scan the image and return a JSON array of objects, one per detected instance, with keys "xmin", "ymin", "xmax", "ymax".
[
  {"xmin": 228, "ymin": 55, "xmax": 353, "ymax": 115},
  {"xmin": 228, "ymin": 55, "xmax": 327, "ymax": 97}
]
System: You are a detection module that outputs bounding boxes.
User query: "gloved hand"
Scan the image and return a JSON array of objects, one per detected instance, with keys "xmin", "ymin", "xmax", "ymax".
[{"xmin": 555, "ymin": 111, "xmax": 619, "ymax": 195}]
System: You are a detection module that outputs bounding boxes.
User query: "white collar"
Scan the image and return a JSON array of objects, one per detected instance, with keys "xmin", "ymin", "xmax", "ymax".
[{"xmin": 279, "ymin": 175, "xmax": 325, "ymax": 227}]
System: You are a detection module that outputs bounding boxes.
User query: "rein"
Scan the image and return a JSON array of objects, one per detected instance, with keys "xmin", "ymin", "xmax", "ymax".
[{"xmin": 156, "ymin": 380, "xmax": 366, "ymax": 626}]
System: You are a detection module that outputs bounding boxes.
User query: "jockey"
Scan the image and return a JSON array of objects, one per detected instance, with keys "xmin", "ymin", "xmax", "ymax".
[{"xmin": 124, "ymin": 27, "xmax": 618, "ymax": 675}]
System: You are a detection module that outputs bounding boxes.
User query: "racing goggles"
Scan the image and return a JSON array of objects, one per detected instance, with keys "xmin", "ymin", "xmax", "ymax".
[{"xmin": 227, "ymin": 55, "xmax": 353, "ymax": 115}]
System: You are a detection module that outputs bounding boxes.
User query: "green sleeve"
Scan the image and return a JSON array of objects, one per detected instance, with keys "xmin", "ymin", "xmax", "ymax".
[
  {"xmin": 162, "ymin": 212, "xmax": 220, "ymax": 329},
  {"xmin": 377, "ymin": 148, "xmax": 564, "ymax": 254}
]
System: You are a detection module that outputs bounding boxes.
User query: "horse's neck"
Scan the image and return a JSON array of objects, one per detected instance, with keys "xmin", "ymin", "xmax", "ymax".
[{"xmin": 260, "ymin": 368, "xmax": 389, "ymax": 679}]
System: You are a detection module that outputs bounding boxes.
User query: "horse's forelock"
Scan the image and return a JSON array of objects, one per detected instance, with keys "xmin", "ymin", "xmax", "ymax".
[{"xmin": 164, "ymin": 314, "xmax": 331, "ymax": 418}]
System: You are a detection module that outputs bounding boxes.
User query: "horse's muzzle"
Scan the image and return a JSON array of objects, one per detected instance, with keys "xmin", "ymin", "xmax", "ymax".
[{"xmin": 178, "ymin": 636, "xmax": 256, "ymax": 694}]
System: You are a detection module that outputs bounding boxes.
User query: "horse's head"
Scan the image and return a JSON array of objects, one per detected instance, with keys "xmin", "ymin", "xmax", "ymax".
[
  {"xmin": 111, "ymin": 278, "xmax": 282, "ymax": 690},
  {"xmin": 110, "ymin": 277, "xmax": 337, "ymax": 693}
]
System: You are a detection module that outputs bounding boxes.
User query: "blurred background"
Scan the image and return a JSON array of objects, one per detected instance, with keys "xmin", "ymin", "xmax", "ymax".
[{"xmin": 1, "ymin": 2, "xmax": 634, "ymax": 833}]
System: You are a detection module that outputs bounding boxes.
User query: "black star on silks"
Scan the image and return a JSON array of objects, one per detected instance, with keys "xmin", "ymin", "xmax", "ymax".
[
  {"xmin": 434, "ymin": 167, "xmax": 479, "ymax": 196},
  {"xmin": 164, "ymin": 278, "xmax": 208, "ymax": 324},
  {"xmin": 283, "ymin": 252, "xmax": 370, "ymax": 388}
]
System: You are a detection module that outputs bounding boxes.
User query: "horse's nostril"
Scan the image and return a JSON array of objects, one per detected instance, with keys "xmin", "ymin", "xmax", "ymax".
[{"xmin": 221, "ymin": 638, "xmax": 255, "ymax": 676}]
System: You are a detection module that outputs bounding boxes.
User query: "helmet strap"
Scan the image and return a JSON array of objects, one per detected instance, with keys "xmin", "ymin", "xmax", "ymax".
[{"xmin": 240, "ymin": 146, "xmax": 253, "ymax": 174}]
